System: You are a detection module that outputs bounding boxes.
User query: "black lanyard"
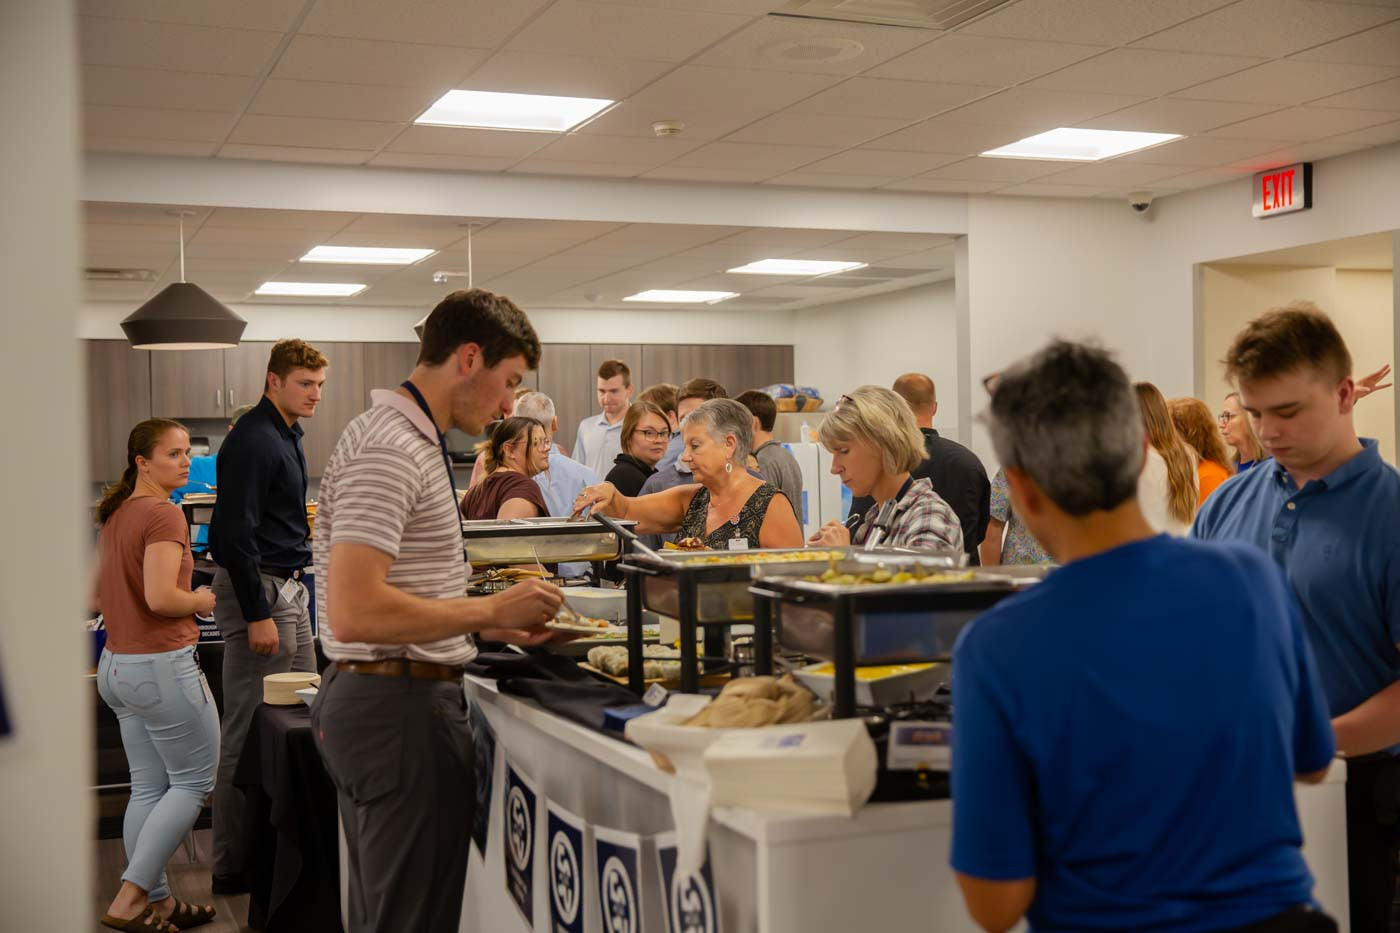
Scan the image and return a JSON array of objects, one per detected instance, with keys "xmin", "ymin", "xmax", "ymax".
[{"xmin": 400, "ymin": 380, "xmax": 459, "ymax": 504}]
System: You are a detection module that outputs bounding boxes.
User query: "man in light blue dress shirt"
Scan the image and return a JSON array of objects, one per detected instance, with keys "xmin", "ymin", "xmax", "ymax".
[
  {"xmin": 516, "ymin": 392, "xmax": 599, "ymax": 577},
  {"xmin": 572, "ymin": 359, "xmax": 632, "ymax": 477}
]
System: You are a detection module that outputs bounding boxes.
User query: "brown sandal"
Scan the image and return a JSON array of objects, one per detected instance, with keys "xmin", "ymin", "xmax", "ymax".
[
  {"xmin": 161, "ymin": 899, "xmax": 216, "ymax": 930},
  {"xmin": 99, "ymin": 906, "xmax": 178, "ymax": 932}
]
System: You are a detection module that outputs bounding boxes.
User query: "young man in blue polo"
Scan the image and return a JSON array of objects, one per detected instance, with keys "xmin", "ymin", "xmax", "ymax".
[
  {"xmin": 952, "ymin": 339, "xmax": 1335, "ymax": 933},
  {"xmin": 1194, "ymin": 303, "xmax": 1400, "ymax": 931}
]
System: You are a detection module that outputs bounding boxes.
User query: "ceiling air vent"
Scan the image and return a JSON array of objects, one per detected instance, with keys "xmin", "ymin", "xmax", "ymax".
[
  {"xmin": 85, "ymin": 267, "xmax": 157, "ymax": 282},
  {"xmin": 772, "ymin": 0, "xmax": 1014, "ymax": 30}
]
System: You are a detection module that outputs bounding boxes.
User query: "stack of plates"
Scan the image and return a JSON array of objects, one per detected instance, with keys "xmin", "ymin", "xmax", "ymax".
[
  {"xmin": 264, "ymin": 672, "xmax": 320, "ymax": 705},
  {"xmin": 702, "ymin": 718, "xmax": 878, "ymax": 817}
]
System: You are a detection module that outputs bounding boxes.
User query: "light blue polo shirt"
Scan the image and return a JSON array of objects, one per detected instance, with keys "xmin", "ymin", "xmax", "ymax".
[{"xmin": 1193, "ymin": 439, "xmax": 1400, "ymax": 722}]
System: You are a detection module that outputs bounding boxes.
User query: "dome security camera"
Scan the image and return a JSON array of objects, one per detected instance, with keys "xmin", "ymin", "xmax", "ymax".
[{"xmin": 1128, "ymin": 191, "xmax": 1154, "ymax": 214}]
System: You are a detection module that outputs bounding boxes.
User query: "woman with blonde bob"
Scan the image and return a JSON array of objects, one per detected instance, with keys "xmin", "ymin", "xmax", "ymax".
[{"xmin": 808, "ymin": 386, "xmax": 963, "ymax": 553}]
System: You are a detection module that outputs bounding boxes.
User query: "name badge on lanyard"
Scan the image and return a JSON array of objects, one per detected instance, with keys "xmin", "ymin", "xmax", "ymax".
[{"xmin": 727, "ymin": 537, "xmax": 750, "ymax": 551}]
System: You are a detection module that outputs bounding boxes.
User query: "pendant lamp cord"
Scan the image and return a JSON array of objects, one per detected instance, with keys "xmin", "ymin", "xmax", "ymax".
[
  {"xmin": 467, "ymin": 224, "xmax": 473, "ymax": 288},
  {"xmin": 178, "ymin": 213, "xmax": 186, "ymax": 283}
]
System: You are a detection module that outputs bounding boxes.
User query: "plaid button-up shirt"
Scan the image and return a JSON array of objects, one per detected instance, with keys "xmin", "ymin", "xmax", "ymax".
[{"xmin": 852, "ymin": 477, "xmax": 964, "ymax": 554}]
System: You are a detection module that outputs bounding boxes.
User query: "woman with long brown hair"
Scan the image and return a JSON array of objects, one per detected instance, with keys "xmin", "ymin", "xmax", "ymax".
[
  {"xmin": 1168, "ymin": 396, "xmax": 1234, "ymax": 503},
  {"xmin": 95, "ymin": 419, "xmax": 219, "ymax": 932},
  {"xmin": 460, "ymin": 416, "xmax": 551, "ymax": 521},
  {"xmin": 1134, "ymin": 383, "xmax": 1198, "ymax": 534}
]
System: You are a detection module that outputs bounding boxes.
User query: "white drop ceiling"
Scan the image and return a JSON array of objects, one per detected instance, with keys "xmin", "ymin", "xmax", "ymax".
[
  {"xmin": 83, "ymin": 203, "xmax": 954, "ymax": 310},
  {"xmin": 77, "ymin": 0, "xmax": 1400, "ymax": 200}
]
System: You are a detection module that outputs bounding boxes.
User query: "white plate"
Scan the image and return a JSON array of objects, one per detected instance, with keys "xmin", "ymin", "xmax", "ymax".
[{"xmin": 295, "ymin": 686, "xmax": 319, "ymax": 705}]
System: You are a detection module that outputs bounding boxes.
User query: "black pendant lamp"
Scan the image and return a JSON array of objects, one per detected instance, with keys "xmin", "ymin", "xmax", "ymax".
[
  {"xmin": 121, "ymin": 210, "xmax": 247, "ymax": 350},
  {"xmin": 415, "ymin": 223, "xmax": 477, "ymax": 339}
]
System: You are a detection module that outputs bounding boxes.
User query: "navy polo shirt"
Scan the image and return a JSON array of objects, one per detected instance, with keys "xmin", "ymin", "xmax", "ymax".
[
  {"xmin": 1193, "ymin": 440, "xmax": 1400, "ymax": 723},
  {"xmin": 951, "ymin": 536, "xmax": 1333, "ymax": 932}
]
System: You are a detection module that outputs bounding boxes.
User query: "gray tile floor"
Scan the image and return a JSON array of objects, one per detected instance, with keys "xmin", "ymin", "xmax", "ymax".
[{"xmin": 93, "ymin": 830, "xmax": 250, "ymax": 933}]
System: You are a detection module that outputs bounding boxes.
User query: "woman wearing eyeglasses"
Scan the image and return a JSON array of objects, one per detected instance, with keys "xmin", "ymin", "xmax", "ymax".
[
  {"xmin": 460, "ymin": 416, "xmax": 551, "ymax": 521},
  {"xmin": 1218, "ymin": 392, "xmax": 1266, "ymax": 473},
  {"xmin": 605, "ymin": 400, "xmax": 672, "ymax": 497}
]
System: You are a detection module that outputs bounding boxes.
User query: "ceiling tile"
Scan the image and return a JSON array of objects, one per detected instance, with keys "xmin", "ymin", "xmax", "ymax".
[
  {"xmin": 725, "ymin": 112, "xmax": 912, "ymax": 147},
  {"xmin": 508, "ymin": 160, "xmax": 648, "ymax": 178},
  {"xmin": 1078, "ymin": 97, "xmax": 1283, "ymax": 133},
  {"xmin": 1174, "ymin": 60, "xmax": 1400, "ymax": 104},
  {"xmin": 719, "ymin": 227, "xmax": 858, "ymax": 247},
  {"xmin": 204, "ymin": 208, "xmax": 359, "ymax": 230},
  {"xmin": 1206, "ymin": 105, "xmax": 1399, "ymax": 140},
  {"xmin": 864, "ymin": 118, "xmax": 1041, "ymax": 154},
  {"xmin": 640, "ymin": 166, "xmax": 771, "ymax": 182},
  {"xmin": 799, "ymin": 148, "xmax": 964, "ymax": 176},
  {"xmin": 217, "ymin": 144, "xmax": 377, "ymax": 164},
  {"xmin": 228, "ymin": 113, "xmax": 402, "ymax": 149},
  {"xmin": 81, "ymin": 66, "xmax": 256, "ymax": 112},
  {"xmin": 942, "ymin": 87, "xmax": 1146, "ymax": 128},
  {"xmin": 599, "ymin": 65, "xmax": 840, "ymax": 117},
  {"xmin": 459, "ymin": 51, "xmax": 673, "ymax": 100},
  {"xmin": 583, "ymin": 0, "xmax": 786, "ymax": 12},
  {"xmin": 190, "ymin": 226, "xmax": 329, "ymax": 248},
  {"xmin": 576, "ymin": 106, "xmax": 771, "ymax": 141},
  {"xmin": 788, "ymin": 78, "xmax": 996, "ymax": 120},
  {"xmin": 85, "ymin": 137, "xmax": 221, "ymax": 157},
  {"xmin": 83, "ymin": 105, "xmax": 238, "ymax": 142},
  {"xmin": 300, "ymin": 0, "xmax": 552, "ymax": 48},
  {"xmin": 963, "ymin": 0, "xmax": 1237, "ymax": 45},
  {"xmin": 1032, "ymin": 160, "xmax": 1189, "ymax": 186},
  {"xmin": 692, "ymin": 15, "xmax": 939, "ymax": 75},
  {"xmin": 78, "ymin": 0, "xmax": 305, "ymax": 31},
  {"xmin": 832, "ymin": 232, "xmax": 953, "ymax": 250},
  {"xmin": 248, "ymin": 79, "xmax": 440, "ymax": 123},
  {"xmin": 1293, "ymin": 20, "xmax": 1400, "ymax": 66},
  {"xmin": 993, "ymin": 183, "xmax": 1112, "ymax": 197},
  {"xmin": 920, "ymin": 157, "xmax": 1068, "ymax": 183},
  {"xmin": 79, "ymin": 16, "xmax": 284, "ymax": 76},
  {"xmin": 273, "ymin": 35, "xmax": 490, "ymax": 88},
  {"xmin": 763, "ymin": 172, "xmax": 898, "ymax": 188},
  {"xmin": 85, "ymin": 280, "xmax": 158, "ymax": 302},
  {"xmin": 1150, "ymin": 165, "xmax": 1252, "ymax": 189},
  {"xmin": 528, "ymin": 133, "xmax": 703, "ymax": 165},
  {"xmin": 871, "ymin": 34, "xmax": 1104, "ymax": 87},
  {"xmin": 385, "ymin": 125, "xmax": 557, "ymax": 158},
  {"xmin": 1308, "ymin": 75, "xmax": 1400, "ymax": 110},
  {"xmin": 367, "ymin": 152, "xmax": 522, "ymax": 171},
  {"xmin": 1228, "ymin": 117, "xmax": 1400, "ymax": 158},
  {"xmin": 667, "ymin": 141, "xmax": 836, "ymax": 172},
  {"xmin": 1114, "ymin": 135, "xmax": 1287, "ymax": 166},
  {"xmin": 508, "ymin": 1, "xmax": 753, "ymax": 62},
  {"xmin": 1029, "ymin": 49, "xmax": 1263, "ymax": 97},
  {"xmin": 1134, "ymin": 0, "xmax": 1399, "ymax": 57}
]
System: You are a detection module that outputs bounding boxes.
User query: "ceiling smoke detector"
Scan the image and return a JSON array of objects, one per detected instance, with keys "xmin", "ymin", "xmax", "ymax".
[
  {"xmin": 652, "ymin": 120, "xmax": 685, "ymax": 138},
  {"xmin": 432, "ymin": 270, "xmax": 469, "ymax": 284}
]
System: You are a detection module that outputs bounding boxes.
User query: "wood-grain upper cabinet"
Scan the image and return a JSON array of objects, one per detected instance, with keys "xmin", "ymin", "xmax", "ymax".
[
  {"xmin": 222, "ymin": 341, "xmax": 274, "ymax": 416},
  {"xmin": 361, "ymin": 342, "xmax": 420, "ymax": 405},
  {"xmin": 588, "ymin": 344, "xmax": 643, "ymax": 393},
  {"xmin": 642, "ymin": 345, "xmax": 793, "ymax": 398},
  {"xmin": 86, "ymin": 340, "xmax": 151, "ymax": 485},
  {"xmin": 538, "ymin": 344, "xmax": 593, "ymax": 454},
  {"xmin": 300, "ymin": 342, "xmax": 366, "ymax": 479},
  {"xmin": 150, "ymin": 348, "xmax": 227, "ymax": 419}
]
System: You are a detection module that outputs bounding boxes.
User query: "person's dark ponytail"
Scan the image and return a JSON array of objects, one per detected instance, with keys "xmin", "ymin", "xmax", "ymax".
[{"xmin": 96, "ymin": 418, "xmax": 188, "ymax": 525}]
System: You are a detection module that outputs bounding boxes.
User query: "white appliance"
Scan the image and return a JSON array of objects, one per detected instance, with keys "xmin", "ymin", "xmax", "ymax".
[{"xmin": 784, "ymin": 442, "xmax": 848, "ymax": 538}]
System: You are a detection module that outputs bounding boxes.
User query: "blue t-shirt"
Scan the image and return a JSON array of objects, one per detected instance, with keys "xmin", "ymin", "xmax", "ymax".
[
  {"xmin": 1193, "ymin": 439, "xmax": 1400, "ymax": 721},
  {"xmin": 951, "ymin": 536, "xmax": 1333, "ymax": 932}
]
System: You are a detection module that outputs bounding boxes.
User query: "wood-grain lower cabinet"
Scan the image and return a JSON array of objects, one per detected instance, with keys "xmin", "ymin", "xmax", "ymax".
[{"xmin": 85, "ymin": 340, "xmax": 151, "ymax": 486}]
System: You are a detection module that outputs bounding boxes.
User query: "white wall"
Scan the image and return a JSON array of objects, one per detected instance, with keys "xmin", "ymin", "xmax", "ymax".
[
  {"xmin": 1335, "ymin": 269, "xmax": 1396, "ymax": 464},
  {"xmin": 1, "ymin": 1, "xmax": 90, "ymax": 927},
  {"xmin": 792, "ymin": 281, "xmax": 961, "ymax": 440}
]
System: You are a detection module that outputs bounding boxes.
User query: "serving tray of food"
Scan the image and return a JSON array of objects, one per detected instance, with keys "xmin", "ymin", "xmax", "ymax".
[{"xmin": 460, "ymin": 516, "xmax": 638, "ymax": 566}]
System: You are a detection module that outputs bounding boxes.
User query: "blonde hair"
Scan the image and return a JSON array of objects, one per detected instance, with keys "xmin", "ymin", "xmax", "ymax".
[
  {"xmin": 819, "ymin": 386, "xmax": 925, "ymax": 475},
  {"xmin": 1224, "ymin": 391, "xmax": 1265, "ymax": 466},
  {"xmin": 1134, "ymin": 383, "xmax": 1198, "ymax": 524}
]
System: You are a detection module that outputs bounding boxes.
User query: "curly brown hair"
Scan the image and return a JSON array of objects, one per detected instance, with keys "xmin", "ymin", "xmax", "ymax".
[
  {"xmin": 1167, "ymin": 397, "xmax": 1232, "ymax": 474},
  {"xmin": 266, "ymin": 339, "xmax": 329, "ymax": 383}
]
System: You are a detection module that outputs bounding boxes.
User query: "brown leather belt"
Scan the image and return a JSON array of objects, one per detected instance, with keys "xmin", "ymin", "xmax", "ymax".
[{"xmin": 338, "ymin": 659, "xmax": 465, "ymax": 682}]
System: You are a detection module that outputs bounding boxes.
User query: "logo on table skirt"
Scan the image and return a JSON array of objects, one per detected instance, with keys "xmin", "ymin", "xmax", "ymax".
[
  {"xmin": 671, "ymin": 871, "xmax": 716, "ymax": 933},
  {"xmin": 602, "ymin": 855, "xmax": 638, "ymax": 933},
  {"xmin": 507, "ymin": 786, "xmax": 532, "ymax": 870},
  {"xmin": 550, "ymin": 831, "xmax": 582, "ymax": 925}
]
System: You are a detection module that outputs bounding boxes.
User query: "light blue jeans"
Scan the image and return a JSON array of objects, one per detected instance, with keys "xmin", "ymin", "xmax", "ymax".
[{"xmin": 97, "ymin": 645, "xmax": 220, "ymax": 901}]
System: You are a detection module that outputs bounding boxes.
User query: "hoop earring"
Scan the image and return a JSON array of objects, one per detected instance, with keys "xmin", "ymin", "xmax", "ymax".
[{"xmin": 725, "ymin": 460, "xmax": 733, "ymax": 474}]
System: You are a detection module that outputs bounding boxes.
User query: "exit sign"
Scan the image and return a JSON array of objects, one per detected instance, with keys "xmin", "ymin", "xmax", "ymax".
[{"xmin": 1253, "ymin": 162, "xmax": 1312, "ymax": 219}]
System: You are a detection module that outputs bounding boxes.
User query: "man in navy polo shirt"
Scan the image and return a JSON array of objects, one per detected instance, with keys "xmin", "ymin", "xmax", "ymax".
[
  {"xmin": 952, "ymin": 339, "xmax": 1335, "ymax": 933},
  {"xmin": 1194, "ymin": 303, "xmax": 1400, "ymax": 931}
]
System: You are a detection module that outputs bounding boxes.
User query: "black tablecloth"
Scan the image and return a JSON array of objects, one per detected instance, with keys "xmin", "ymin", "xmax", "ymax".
[{"xmin": 233, "ymin": 703, "xmax": 343, "ymax": 933}]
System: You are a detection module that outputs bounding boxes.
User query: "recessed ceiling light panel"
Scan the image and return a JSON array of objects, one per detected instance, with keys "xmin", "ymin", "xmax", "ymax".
[
  {"xmin": 299, "ymin": 245, "xmax": 435, "ymax": 265},
  {"xmin": 728, "ymin": 259, "xmax": 868, "ymax": 276},
  {"xmin": 981, "ymin": 127, "xmax": 1182, "ymax": 162},
  {"xmin": 415, "ymin": 89, "xmax": 614, "ymax": 133},
  {"xmin": 622, "ymin": 290, "xmax": 738, "ymax": 304},
  {"xmin": 255, "ymin": 282, "xmax": 367, "ymax": 297}
]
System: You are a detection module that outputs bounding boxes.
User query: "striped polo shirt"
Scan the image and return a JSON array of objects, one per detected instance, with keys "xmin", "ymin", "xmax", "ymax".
[{"xmin": 315, "ymin": 388, "xmax": 474, "ymax": 665}]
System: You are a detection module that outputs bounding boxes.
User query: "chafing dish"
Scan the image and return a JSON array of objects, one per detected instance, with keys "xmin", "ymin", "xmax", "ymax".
[
  {"xmin": 460, "ymin": 516, "xmax": 637, "ymax": 566},
  {"xmin": 619, "ymin": 547, "xmax": 850, "ymax": 623}
]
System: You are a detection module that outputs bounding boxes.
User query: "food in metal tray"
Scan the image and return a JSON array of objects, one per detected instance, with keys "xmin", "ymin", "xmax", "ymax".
[
  {"xmin": 586, "ymin": 644, "xmax": 686, "ymax": 680},
  {"xmin": 801, "ymin": 568, "xmax": 976, "ymax": 586},
  {"xmin": 547, "ymin": 613, "xmax": 612, "ymax": 633},
  {"xmin": 682, "ymin": 675, "xmax": 819, "ymax": 728},
  {"xmin": 663, "ymin": 537, "xmax": 708, "ymax": 551},
  {"xmin": 678, "ymin": 549, "xmax": 845, "ymax": 566}
]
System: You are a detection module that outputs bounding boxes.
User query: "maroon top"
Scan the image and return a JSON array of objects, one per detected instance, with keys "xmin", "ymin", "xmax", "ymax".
[{"xmin": 460, "ymin": 470, "xmax": 549, "ymax": 521}]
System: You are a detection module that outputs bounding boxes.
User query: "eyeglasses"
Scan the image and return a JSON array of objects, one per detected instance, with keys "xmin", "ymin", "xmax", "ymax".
[
  {"xmin": 510, "ymin": 436, "xmax": 551, "ymax": 451},
  {"xmin": 639, "ymin": 429, "xmax": 672, "ymax": 441},
  {"xmin": 1217, "ymin": 411, "xmax": 1237, "ymax": 424}
]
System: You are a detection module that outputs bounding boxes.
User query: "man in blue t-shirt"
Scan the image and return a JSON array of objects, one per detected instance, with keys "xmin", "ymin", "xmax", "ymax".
[
  {"xmin": 952, "ymin": 339, "xmax": 1335, "ymax": 933},
  {"xmin": 1193, "ymin": 303, "xmax": 1400, "ymax": 931}
]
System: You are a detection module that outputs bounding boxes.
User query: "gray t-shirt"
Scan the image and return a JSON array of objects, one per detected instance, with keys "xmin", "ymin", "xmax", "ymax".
[{"xmin": 754, "ymin": 440, "xmax": 804, "ymax": 525}]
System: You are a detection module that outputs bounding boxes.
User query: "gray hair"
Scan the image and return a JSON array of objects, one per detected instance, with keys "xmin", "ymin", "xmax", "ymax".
[
  {"xmin": 681, "ymin": 398, "xmax": 753, "ymax": 464},
  {"xmin": 512, "ymin": 391, "xmax": 555, "ymax": 428},
  {"xmin": 984, "ymin": 340, "xmax": 1144, "ymax": 516}
]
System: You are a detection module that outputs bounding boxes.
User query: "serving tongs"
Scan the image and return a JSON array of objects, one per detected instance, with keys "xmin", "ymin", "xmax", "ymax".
[{"xmin": 591, "ymin": 511, "xmax": 664, "ymax": 562}]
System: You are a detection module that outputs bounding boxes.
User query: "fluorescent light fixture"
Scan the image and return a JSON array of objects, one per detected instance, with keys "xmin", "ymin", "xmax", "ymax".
[
  {"xmin": 415, "ymin": 89, "xmax": 613, "ymax": 133},
  {"xmin": 727, "ymin": 259, "xmax": 868, "ymax": 276},
  {"xmin": 981, "ymin": 128, "xmax": 1182, "ymax": 162},
  {"xmin": 299, "ymin": 245, "xmax": 435, "ymax": 265},
  {"xmin": 622, "ymin": 290, "xmax": 738, "ymax": 304},
  {"xmin": 255, "ymin": 282, "xmax": 367, "ymax": 298}
]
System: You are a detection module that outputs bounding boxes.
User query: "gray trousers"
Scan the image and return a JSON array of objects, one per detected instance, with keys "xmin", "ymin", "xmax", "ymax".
[
  {"xmin": 210, "ymin": 567, "xmax": 315, "ymax": 878},
  {"xmin": 311, "ymin": 663, "xmax": 475, "ymax": 933}
]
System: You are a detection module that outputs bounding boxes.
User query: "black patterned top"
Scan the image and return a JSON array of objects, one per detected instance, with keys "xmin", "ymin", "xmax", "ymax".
[{"xmin": 679, "ymin": 483, "xmax": 783, "ymax": 550}]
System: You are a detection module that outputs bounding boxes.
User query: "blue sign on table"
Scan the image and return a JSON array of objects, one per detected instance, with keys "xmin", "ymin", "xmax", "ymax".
[
  {"xmin": 546, "ymin": 800, "xmax": 588, "ymax": 933},
  {"xmin": 503, "ymin": 760, "xmax": 538, "ymax": 925},
  {"xmin": 470, "ymin": 702, "xmax": 495, "ymax": 854},
  {"xmin": 594, "ymin": 827, "xmax": 644, "ymax": 933},
  {"xmin": 656, "ymin": 832, "xmax": 722, "ymax": 933}
]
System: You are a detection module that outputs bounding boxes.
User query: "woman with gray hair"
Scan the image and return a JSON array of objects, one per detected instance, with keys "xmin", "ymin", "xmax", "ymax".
[
  {"xmin": 808, "ymin": 386, "xmax": 963, "ymax": 553},
  {"xmin": 572, "ymin": 398, "xmax": 802, "ymax": 550}
]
